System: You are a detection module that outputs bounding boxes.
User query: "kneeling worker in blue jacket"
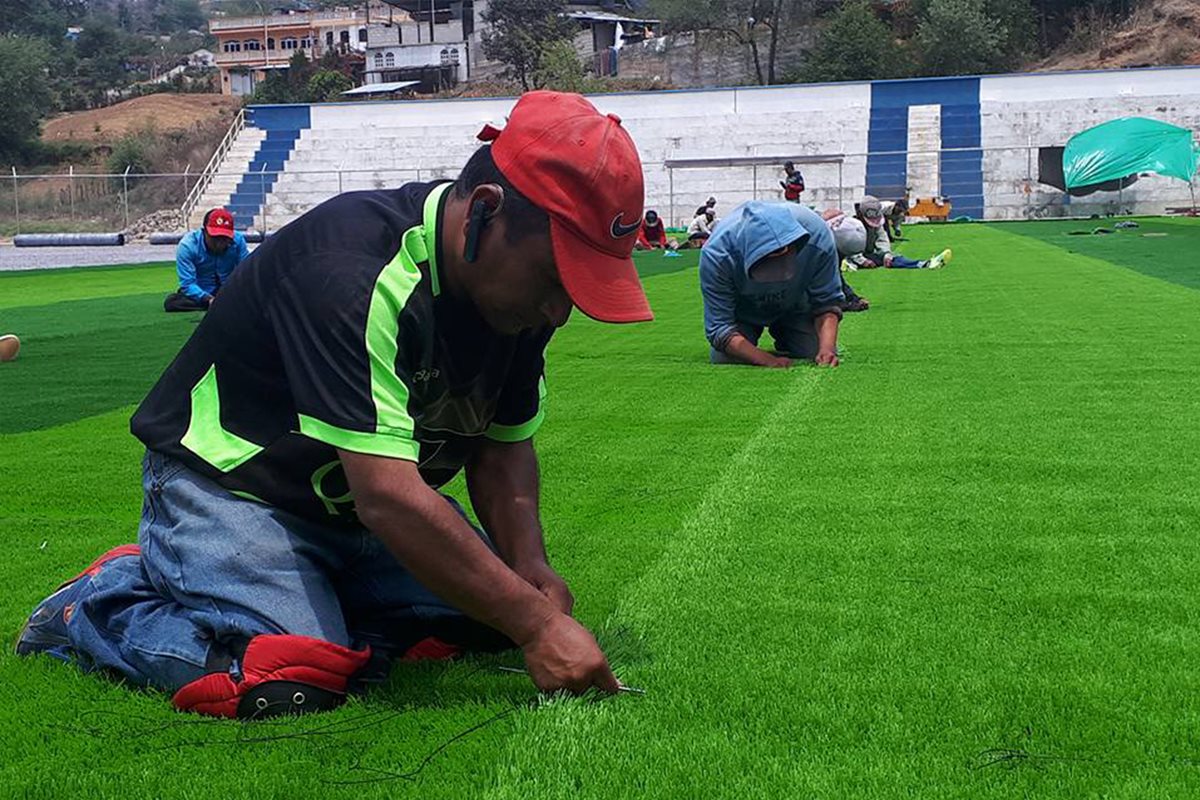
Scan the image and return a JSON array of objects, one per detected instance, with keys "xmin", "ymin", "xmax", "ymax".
[
  {"xmin": 164, "ymin": 208, "xmax": 251, "ymax": 312},
  {"xmin": 700, "ymin": 201, "xmax": 844, "ymax": 368}
]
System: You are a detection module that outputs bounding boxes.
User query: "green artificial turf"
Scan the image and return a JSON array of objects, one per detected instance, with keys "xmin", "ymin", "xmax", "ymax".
[
  {"xmin": 993, "ymin": 217, "xmax": 1200, "ymax": 290},
  {"xmin": 1, "ymin": 221, "xmax": 1199, "ymax": 799}
]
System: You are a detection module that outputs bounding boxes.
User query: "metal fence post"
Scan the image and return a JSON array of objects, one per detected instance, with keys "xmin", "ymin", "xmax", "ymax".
[
  {"xmin": 12, "ymin": 167, "xmax": 20, "ymax": 235},
  {"xmin": 182, "ymin": 165, "xmax": 191, "ymax": 218},
  {"xmin": 668, "ymin": 167, "xmax": 674, "ymax": 228},
  {"xmin": 338, "ymin": 168, "xmax": 343, "ymax": 195},
  {"xmin": 751, "ymin": 164, "xmax": 758, "ymax": 201},
  {"xmin": 1025, "ymin": 140, "xmax": 1033, "ymax": 219},
  {"xmin": 69, "ymin": 165, "xmax": 76, "ymax": 221},
  {"xmin": 122, "ymin": 166, "xmax": 131, "ymax": 231},
  {"xmin": 260, "ymin": 164, "xmax": 269, "ymax": 234},
  {"xmin": 936, "ymin": 149, "xmax": 942, "ymax": 198}
]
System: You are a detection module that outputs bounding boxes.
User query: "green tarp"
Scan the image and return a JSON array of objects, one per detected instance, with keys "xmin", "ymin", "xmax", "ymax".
[{"xmin": 1063, "ymin": 117, "xmax": 1199, "ymax": 190}]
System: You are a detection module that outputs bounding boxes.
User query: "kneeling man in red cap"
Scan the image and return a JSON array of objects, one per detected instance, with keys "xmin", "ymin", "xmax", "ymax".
[{"xmin": 18, "ymin": 91, "xmax": 653, "ymax": 717}]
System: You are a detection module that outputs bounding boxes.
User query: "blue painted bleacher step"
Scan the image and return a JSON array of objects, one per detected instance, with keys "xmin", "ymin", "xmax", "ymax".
[{"xmin": 226, "ymin": 129, "xmax": 301, "ymax": 230}]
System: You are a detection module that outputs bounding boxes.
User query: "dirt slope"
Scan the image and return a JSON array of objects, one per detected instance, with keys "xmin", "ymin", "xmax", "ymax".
[
  {"xmin": 41, "ymin": 94, "xmax": 241, "ymax": 143},
  {"xmin": 1037, "ymin": 0, "xmax": 1200, "ymax": 71}
]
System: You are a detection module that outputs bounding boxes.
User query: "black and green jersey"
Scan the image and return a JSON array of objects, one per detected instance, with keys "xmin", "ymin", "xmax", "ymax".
[{"xmin": 131, "ymin": 181, "xmax": 551, "ymax": 526}]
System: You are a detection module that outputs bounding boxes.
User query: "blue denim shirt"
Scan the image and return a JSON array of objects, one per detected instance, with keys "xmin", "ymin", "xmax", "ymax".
[
  {"xmin": 175, "ymin": 229, "xmax": 250, "ymax": 302},
  {"xmin": 699, "ymin": 201, "xmax": 844, "ymax": 351}
]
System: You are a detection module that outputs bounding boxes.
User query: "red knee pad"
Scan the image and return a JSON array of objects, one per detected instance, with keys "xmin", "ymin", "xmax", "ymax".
[{"xmin": 172, "ymin": 634, "xmax": 371, "ymax": 718}]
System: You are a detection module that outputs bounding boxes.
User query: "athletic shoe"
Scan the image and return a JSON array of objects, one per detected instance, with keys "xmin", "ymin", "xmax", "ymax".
[
  {"xmin": 927, "ymin": 249, "xmax": 953, "ymax": 270},
  {"xmin": 0, "ymin": 335, "xmax": 20, "ymax": 362},
  {"xmin": 843, "ymin": 297, "xmax": 870, "ymax": 313},
  {"xmin": 14, "ymin": 544, "xmax": 141, "ymax": 661}
]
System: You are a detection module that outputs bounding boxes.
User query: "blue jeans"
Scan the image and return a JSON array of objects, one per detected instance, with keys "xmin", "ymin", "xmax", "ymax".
[
  {"xmin": 710, "ymin": 316, "xmax": 818, "ymax": 364},
  {"xmin": 887, "ymin": 255, "xmax": 925, "ymax": 269},
  {"xmin": 65, "ymin": 451, "xmax": 498, "ymax": 692}
]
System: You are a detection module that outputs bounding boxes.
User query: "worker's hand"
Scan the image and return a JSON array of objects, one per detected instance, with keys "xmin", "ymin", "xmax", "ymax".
[
  {"xmin": 514, "ymin": 559, "xmax": 574, "ymax": 616},
  {"xmin": 522, "ymin": 613, "xmax": 619, "ymax": 695},
  {"xmin": 764, "ymin": 355, "xmax": 793, "ymax": 369},
  {"xmin": 815, "ymin": 350, "xmax": 839, "ymax": 367}
]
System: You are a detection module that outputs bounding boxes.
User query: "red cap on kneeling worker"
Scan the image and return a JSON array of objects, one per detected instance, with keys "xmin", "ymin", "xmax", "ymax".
[{"xmin": 478, "ymin": 91, "xmax": 653, "ymax": 324}]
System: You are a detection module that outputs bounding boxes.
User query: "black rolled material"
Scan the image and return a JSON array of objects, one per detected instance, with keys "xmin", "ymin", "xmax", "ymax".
[{"xmin": 13, "ymin": 232, "xmax": 126, "ymax": 247}]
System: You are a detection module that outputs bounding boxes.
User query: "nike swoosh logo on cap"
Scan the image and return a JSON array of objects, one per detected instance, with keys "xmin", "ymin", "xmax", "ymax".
[{"xmin": 610, "ymin": 213, "xmax": 641, "ymax": 239}]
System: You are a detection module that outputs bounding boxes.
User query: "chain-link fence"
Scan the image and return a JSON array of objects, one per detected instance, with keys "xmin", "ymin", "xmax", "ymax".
[
  {"xmin": 4, "ymin": 144, "xmax": 1196, "ymax": 238},
  {"xmin": 1, "ymin": 169, "xmax": 201, "ymax": 238}
]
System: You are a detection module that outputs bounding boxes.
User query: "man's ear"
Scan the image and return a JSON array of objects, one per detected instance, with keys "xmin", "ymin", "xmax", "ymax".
[
  {"xmin": 462, "ymin": 184, "xmax": 506, "ymax": 263},
  {"xmin": 460, "ymin": 184, "xmax": 505, "ymax": 236}
]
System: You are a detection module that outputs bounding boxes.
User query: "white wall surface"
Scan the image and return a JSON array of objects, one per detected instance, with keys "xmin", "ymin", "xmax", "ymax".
[{"xmin": 227, "ymin": 66, "xmax": 1200, "ymax": 230}]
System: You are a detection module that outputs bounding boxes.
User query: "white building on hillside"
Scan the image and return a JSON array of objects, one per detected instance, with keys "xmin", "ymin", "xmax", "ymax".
[
  {"xmin": 363, "ymin": 0, "xmax": 480, "ymax": 91},
  {"xmin": 361, "ymin": 0, "xmax": 658, "ymax": 92},
  {"xmin": 188, "ymin": 49, "xmax": 216, "ymax": 68}
]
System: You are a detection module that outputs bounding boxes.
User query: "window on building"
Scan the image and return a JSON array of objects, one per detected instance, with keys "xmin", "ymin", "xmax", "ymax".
[
  {"xmin": 357, "ymin": 28, "xmax": 367, "ymax": 42},
  {"xmin": 440, "ymin": 48, "xmax": 449, "ymax": 65},
  {"xmin": 267, "ymin": 37, "xmax": 276, "ymax": 50},
  {"xmin": 384, "ymin": 51, "xmax": 394, "ymax": 67},
  {"xmin": 281, "ymin": 37, "xmax": 298, "ymax": 50},
  {"xmin": 326, "ymin": 31, "xmax": 334, "ymax": 47},
  {"xmin": 449, "ymin": 47, "xmax": 459, "ymax": 65},
  {"xmin": 242, "ymin": 39, "xmax": 260, "ymax": 51},
  {"xmin": 223, "ymin": 40, "xmax": 241, "ymax": 53},
  {"xmin": 373, "ymin": 52, "xmax": 383, "ymax": 68},
  {"xmin": 340, "ymin": 30, "xmax": 350, "ymax": 44}
]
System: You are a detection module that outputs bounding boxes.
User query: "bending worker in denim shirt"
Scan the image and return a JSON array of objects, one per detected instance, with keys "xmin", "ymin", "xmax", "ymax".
[
  {"xmin": 164, "ymin": 207, "xmax": 251, "ymax": 312},
  {"xmin": 700, "ymin": 201, "xmax": 844, "ymax": 368}
]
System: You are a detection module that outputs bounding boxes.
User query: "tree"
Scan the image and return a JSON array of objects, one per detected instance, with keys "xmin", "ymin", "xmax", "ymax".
[
  {"xmin": 251, "ymin": 52, "xmax": 318, "ymax": 104},
  {"xmin": 306, "ymin": 69, "xmax": 352, "ymax": 102},
  {"xmin": 1, "ymin": 0, "xmax": 86, "ymax": 39},
  {"xmin": 532, "ymin": 40, "xmax": 603, "ymax": 93},
  {"xmin": 0, "ymin": 36, "xmax": 53, "ymax": 161},
  {"xmin": 986, "ymin": 0, "xmax": 1036, "ymax": 66},
  {"xmin": 649, "ymin": 0, "xmax": 806, "ymax": 86},
  {"xmin": 801, "ymin": 0, "xmax": 905, "ymax": 82},
  {"xmin": 915, "ymin": 0, "xmax": 1006, "ymax": 76},
  {"xmin": 481, "ymin": 0, "xmax": 576, "ymax": 91},
  {"xmin": 151, "ymin": 0, "xmax": 205, "ymax": 34}
]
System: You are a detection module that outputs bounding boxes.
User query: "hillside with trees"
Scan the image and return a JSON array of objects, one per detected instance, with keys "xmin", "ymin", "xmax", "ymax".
[
  {"xmin": 0, "ymin": 0, "xmax": 214, "ymax": 164},
  {"xmin": 646, "ymin": 0, "xmax": 1186, "ymax": 86}
]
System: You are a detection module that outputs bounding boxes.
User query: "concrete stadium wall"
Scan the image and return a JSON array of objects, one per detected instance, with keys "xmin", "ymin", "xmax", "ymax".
[{"xmin": 210, "ymin": 65, "xmax": 1200, "ymax": 231}]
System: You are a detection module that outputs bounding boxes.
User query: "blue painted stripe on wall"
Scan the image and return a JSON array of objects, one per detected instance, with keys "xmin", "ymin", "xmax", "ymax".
[
  {"xmin": 225, "ymin": 105, "xmax": 312, "ymax": 230},
  {"xmin": 866, "ymin": 77, "xmax": 984, "ymax": 219}
]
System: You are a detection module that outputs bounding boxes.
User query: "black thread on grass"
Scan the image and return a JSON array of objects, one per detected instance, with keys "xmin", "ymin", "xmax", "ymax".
[
  {"xmin": 62, "ymin": 663, "xmax": 638, "ymax": 785},
  {"xmin": 324, "ymin": 699, "xmax": 534, "ymax": 786},
  {"xmin": 970, "ymin": 747, "xmax": 1200, "ymax": 772}
]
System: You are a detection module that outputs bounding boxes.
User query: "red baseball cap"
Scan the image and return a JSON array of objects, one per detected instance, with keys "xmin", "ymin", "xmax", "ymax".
[
  {"xmin": 478, "ymin": 91, "xmax": 652, "ymax": 323},
  {"xmin": 205, "ymin": 208, "xmax": 235, "ymax": 239}
]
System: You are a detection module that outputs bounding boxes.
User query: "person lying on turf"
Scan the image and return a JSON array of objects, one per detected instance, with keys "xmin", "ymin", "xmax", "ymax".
[
  {"xmin": 16, "ymin": 91, "xmax": 652, "ymax": 718},
  {"xmin": 822, "ymin": 210, "xmax": 870, "ymax": 313},
  {"xmin": 635, "ymin": 209, "xmax": 671, "ymax": 250},
  {"xmin": 163, "ymin": 207, "xmax": 251, "ymax": 312},
  {"xmin": 849, "ymin": 195, "xmax": 951, "ymax": 271},
  {"xmin": 700, "ymin": 201, "xmax": 844, "ymax": 368}
]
